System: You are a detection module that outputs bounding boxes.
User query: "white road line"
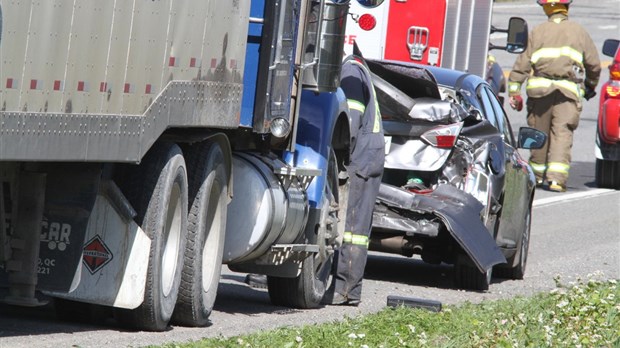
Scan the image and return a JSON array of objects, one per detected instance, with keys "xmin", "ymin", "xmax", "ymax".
[{"xmin": 533, "ymin": 188, "xmax": 618, "ymax": 208}]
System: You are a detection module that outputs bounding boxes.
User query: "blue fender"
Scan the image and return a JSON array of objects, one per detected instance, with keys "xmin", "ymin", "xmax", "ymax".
[{"xmin": 288, "ymin": 88, "xmax": 348, "ymax": 208}]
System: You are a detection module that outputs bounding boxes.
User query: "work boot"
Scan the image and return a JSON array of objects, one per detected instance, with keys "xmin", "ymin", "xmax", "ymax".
[
  {"xmin": 548, "ymin": 181, "xmax": 566, "ymax": 192},
  {"xmin": 321, "ymin": 290, "xmax": 360, "ymax": 306}
]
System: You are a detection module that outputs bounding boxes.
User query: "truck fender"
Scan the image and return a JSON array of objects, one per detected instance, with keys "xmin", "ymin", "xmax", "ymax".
[{"xmin": 295, "ymin": 88, "xmax": 349, "ymax": 208}]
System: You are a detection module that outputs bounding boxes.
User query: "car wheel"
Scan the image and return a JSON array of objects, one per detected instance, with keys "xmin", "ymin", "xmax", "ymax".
[
  {"xmin": 595, "ymin": 158, "xmax": 620, "ymax": 189},
  {"xmin": 453, "ymin": 253, "xmax": 491, "ymax": 291}
]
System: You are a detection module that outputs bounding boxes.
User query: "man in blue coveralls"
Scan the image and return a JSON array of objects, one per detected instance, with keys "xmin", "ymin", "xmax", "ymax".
[{"xmin": 323, "ymin": 46, "xmax": 385, "ymax": 306}]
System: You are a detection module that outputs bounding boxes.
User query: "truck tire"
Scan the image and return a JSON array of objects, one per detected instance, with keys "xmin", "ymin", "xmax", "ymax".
[
  {"xmin": 114, "ymin": 142, "xmax": 188, "ymax": 331},
  {"xmin": 453, "ymin": 253, "xmax": 491, "ymax": 291},
  {"xmin": 595, "ymin": 158, "xmax": 620, "ymax": 189},
  {"xmin": 267, "ymin": 148, "xmax": 343, "ymax": 308},
  {"xmin": 172, "ymin": 141, "xmax": 227, "ymax": 327}
]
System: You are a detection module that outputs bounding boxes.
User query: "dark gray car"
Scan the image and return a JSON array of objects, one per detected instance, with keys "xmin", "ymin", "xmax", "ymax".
[{"xmin": 365, "ymin": 59, "xmax": 546, "ymax": 291}]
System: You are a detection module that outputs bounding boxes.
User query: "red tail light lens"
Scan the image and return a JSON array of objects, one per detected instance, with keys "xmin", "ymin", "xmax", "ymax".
[
  {"xmin": 421, "ymin": 123, "xmax": 463, "ymax": 149},
  {"xmin": 358, "ymin": 14, "xmax": 377, "ymax": 31},
  {"xmin": 610, "ymin": 61, "xmax": 620, "ymax": 81}
]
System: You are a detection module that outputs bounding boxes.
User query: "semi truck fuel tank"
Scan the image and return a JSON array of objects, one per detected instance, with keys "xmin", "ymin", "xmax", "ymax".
[{"xmin": 223, "ymin": 153, "xmax": 309, "ymax": 264}]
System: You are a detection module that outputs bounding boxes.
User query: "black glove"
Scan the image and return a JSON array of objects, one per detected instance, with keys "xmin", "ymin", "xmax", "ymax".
[{"xmin": 584, "ymin": 86, "xmax": 597, "ymax": 101}]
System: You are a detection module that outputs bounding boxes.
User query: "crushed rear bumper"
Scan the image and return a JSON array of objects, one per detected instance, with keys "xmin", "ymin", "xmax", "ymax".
[{"xmin": 372, "ymin": 183, "xmax": 506, "ymax": 273}]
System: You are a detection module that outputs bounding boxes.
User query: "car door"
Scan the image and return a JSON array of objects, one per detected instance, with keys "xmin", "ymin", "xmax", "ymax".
[{"xmin": 480, "ymin": 85, "xmax": 531, "ymax": 251}]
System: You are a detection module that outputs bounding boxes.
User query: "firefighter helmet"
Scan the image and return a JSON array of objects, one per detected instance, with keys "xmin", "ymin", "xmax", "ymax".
[{"xmin": 537, "ymin": 0, "xmax": 572, "ymax": 5}]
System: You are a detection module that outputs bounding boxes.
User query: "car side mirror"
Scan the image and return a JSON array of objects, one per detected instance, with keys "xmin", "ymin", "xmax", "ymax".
[{"xmin": 517, "ymin": 127, "xmax": 546, "ymax": 149}]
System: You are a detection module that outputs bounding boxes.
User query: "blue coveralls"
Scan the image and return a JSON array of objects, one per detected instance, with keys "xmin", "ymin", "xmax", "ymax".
[{"xmin": 331, "ymin": 56, "xmax": 385, "ymax": 304}]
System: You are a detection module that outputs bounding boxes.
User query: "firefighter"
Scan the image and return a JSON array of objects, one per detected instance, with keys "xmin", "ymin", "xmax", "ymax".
[
  {"xmin": 507, "ymin": 0, "xmax": 600, "ymax": 192},
  {"xmin": 323, "ymin": 49, "xmax": 385, "ymax": 306}
]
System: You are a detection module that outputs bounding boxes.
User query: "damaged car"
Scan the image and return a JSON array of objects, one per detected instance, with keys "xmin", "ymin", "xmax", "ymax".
[{"xmin": 365, "ymin": 59, "xmax": 547, "ymax": 291}]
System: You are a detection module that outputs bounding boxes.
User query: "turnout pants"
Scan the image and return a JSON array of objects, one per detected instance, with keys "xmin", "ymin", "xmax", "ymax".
[
  {"xmin": 526, "ymin": 90, "xmax": 581, "ymax": 185},
  {"xmin": 333, "ymin": 169, "xmax": 382, "ymax": 301}
]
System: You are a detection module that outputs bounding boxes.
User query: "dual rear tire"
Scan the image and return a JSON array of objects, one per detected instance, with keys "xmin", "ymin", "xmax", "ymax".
[
  {"xmin": 116, "ymin": 140, "xmax": 227, "ymax": 330},
  {"xmin": 115, "ymin": 142, "xmax": 188, "ymax": 331},
  {"xmin": 172, "ymin": 141, "xmax": 227, "ymax": 327}
]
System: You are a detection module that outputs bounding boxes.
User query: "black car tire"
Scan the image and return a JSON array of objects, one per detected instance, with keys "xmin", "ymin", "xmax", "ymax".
[
  {"xmin": 454, "ymin": 253, "xmax": 491, "ymax": 291},
  {"xmin": 595, "ymin": 158, "xmax": 620, "ymax": 189}
]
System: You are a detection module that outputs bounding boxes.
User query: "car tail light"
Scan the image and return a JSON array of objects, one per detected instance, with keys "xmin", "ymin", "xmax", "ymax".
[
  {"xmin": 358, "ymin": 14, "xmax": 376, "ymax": 31},
  {"xmin": 600, "ymin": 98, "xmax": 620, "ymax": 143},
  {"xmin": 421, "ymin": 122, "xmax": 463, "ymax": 149},
  {"xmin": 605, "ymin": 81, "xmax": 620, "ymax": 98},
  {"xmin": 609, "ymin": 60, "xmax": 620, "ymax": 81}
]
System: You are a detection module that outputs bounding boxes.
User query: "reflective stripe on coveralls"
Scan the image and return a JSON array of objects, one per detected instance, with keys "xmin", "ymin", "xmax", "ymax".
[
  {"xmin": 349, "ymin": 59, "xmax": 382, "ymax": 134},
  {"xmin": 529, "ymin": 161, "xmax": 547, "ymax": 177},
  {"xmin": 547, "ymin": 162, "xmax": 570, "ymax": 175},
  {"xmin": 348, "ymin": 100, "xmax": 365, "ymax": 113},
  {"xmin": 330, "ymin": 56, "xmax": 385, "ymax": 304},
  {"xmin": 526, "ymin": 77, "xmax": 584, "ymax": 98},
  {"xmin": 342, "ymin": 231, "xmax": 369, "ymax": 248},
  {"xmin": 507, "ymin": 46, "xmax": 584, "ymax": 96},
  {"xmin": 530, "ymin": 46, "xmax": 583, "ymax": 65}
]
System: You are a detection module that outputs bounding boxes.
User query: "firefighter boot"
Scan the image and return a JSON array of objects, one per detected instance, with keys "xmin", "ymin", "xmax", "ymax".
[{"xmin": 548, "ymin": 181, "xmax": 566, "ymax": 192}]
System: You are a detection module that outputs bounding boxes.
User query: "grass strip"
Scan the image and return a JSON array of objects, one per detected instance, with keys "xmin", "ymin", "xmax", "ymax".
[{"xmin": 157, "ymin": 276, "xmax": 619, "ymax": 348}]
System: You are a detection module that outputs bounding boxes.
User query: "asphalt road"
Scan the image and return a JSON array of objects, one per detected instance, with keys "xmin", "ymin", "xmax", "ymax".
[{"xmin": 1, "ymin": 1, "xmax": 619, "ymax": 347}]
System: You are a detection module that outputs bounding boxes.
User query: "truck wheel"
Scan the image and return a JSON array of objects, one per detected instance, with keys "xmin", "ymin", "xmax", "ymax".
[
  {"xmin": 494, "ymin": 206, "xmax": 530, "ymax": 280},
  {"xmin": 453, "ymin": 253, "xmax": 491, "ymax": 291},
  {"xmin": 267, "ymin": 148, "xmax": 343, "ymax": 308},
  {"xmin": 172, "ymin": 141, "xmax": 227, "ymax": 327},
  {"xmin": 595, "ymin": 158, "xmax": 620, "ymax": 189},
  {"xmin": 115, "ymin": 142, "xmax": 188, "ymax": 331}
]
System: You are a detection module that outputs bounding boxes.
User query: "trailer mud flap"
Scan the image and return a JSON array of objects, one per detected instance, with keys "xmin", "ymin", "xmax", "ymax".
[
  {"xmin": 375, "ymin": 183, "xmax": 505, "ymax": 273},
  {"xmin": 47, "ymin": 194, "xmax": 150, "ymax": 309}
]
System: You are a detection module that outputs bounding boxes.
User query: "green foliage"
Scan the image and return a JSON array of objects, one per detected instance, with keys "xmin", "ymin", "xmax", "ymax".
[{"xmin": 156, "ymin": 277, "xmax": 619, "ymax": 348}]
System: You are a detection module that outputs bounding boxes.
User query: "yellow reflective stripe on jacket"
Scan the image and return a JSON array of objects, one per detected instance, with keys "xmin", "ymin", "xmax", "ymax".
[
  {"xmin": 343, "ymin": 231, "xmax": 369, "ymax": 248},
  {"xmin": 348, "ymin": 99, "xmax": 366, "ymax": 113},
  {"xmin": 349, "ymin": 59, "xmax": 382, "ymax": 134},
  {"xmin": 531, "ymin": 46, "xmax": 584, "ymax": 65},
  {"xmin": 526, "ymin": 77, "xmax": 583, "ymax": 98},
  {"xmin": 529, "ymin": 161, "xmax": 547, "ymax": 174},
  {"xmin": 508, "ymin": 81, "xmax": 521, "ymax": 94},
  {"xmin": 547, "ymin": 162, "xmax": 570, "ymax": 175}
]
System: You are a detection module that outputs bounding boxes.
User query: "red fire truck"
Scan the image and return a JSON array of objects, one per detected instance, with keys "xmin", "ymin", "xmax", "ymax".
[{"xmin": 344, "ymin": 0, "xmax": 527, "ymax": 99}]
